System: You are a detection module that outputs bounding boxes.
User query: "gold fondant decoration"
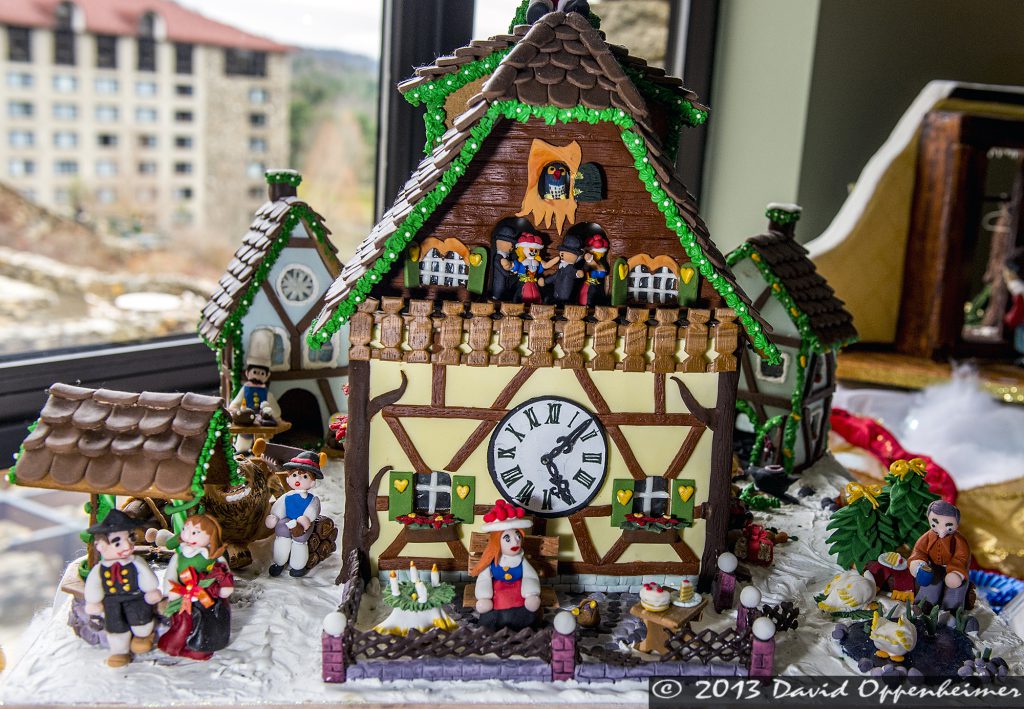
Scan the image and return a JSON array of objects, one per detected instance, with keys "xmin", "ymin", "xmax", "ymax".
[
  {"xmin": 393, "ymin": 478, "xmax": 409, "ymax": 493},
  {"xmin": 517, "ymin": 139, "xmax": 582, "ymax": 234},
  {"xmin": 455, "ymin": 484, "xmax": 471, "ymax": 500},
  {"xmin": 408, "ymin": 244, "xmax": 421, "ymax": 262},
  {"xmin": 678, "ymin": 484, "xmax": 695, "ymax": 503},
  {"xmin": 616, "ymin": 488, "xmax": 633, "ymax": 506},
  {"xmin": 679, "ymin": 266, "xmax": 696, "ymax": 285},
  {"xmin": 627, "ymin": 253, "xmax": 680, "ymax": 276},
  {"xmin": 419, "ymin": 236, "xmax": 470, "ymax": 263}
]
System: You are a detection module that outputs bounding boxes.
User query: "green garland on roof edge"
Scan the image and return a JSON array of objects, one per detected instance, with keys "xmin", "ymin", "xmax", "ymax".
[
  {"xmin": 197, "ymin": 204, "xmax": 331, "ymax": 395},
  {"xmin": 306, "ymin": 98, "xmax": 779, "ymax": 364},
  {"xmin": 7, "ymin": 419, "xmax": 37, "ymax": 484},
  {"xmin": 509, "ymin": 1, "xmax": 601, "ymax": 31}
]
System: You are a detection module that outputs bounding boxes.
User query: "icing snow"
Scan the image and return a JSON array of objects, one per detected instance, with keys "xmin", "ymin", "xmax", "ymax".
[{"xmin": 2, "ymin": 457, "xmax": 1022, "ymax": 704}]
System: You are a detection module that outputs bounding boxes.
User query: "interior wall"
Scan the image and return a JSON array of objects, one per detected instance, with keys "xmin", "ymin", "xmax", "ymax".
[
  {"xmin": 700, "ymin": 0, "xmax": 821, "ymax": 254},
  {"xmin": 796, "ymin": 0, "xmax": 1024, "ymax": 241}
]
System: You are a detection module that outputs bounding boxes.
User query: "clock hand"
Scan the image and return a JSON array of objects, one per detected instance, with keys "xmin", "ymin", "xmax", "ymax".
[
  {"xmin": 542, "ymin": 457, "xmax": 576, "ymax": 506},
  {"xmin": 540, "ymin": 419, "xmax": 593, "ymax": 464}
]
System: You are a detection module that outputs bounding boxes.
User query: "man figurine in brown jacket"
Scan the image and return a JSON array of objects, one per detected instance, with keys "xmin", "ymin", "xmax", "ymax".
[{"xmin": 908, "ymin": 500, "xmax": 972, "ymax": 610}]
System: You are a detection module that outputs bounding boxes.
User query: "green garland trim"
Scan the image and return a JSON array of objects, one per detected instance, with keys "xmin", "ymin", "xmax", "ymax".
[
  {"xmin": 198, "ymin": 203, "xmax": 331, "ymax": 394},
  {"xmin": 308, "ymin": 99, "xmax": 780, "ymax": 363},
  {"xmin": 383, "ymin": 580, "xmax": 456, "ymax": 611},
  {"xmin": 264, "ymin": 169, "xmax": 302, "ymax": 187},
  {"xmin": 765, "ymin": 206, "xmax": 801, "ymax": 225},
  {"xmin": 7, "ymin": 419, "xmax": 37, "ymax": 484},
  {"xmin": 739, "ymin": 483, "xmax": 780, "ymax": 510},
  {"xmin": 509, "ymin": 1, "xmax": 601, "ymax": 31}
]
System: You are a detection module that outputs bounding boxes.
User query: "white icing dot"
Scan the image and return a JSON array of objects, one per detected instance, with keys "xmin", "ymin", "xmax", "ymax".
[
  {"xmin": 752, "ymin": 617, "xmax": 776, "ymax": 641},
  {"xmin": 323, "ymin": 611, "xmax": 347, "ymax": 636},
  {"xmin": 717, "ymin": 552, "xmax": 738, "ymax": 573},
  {"xmin": 740, "ymin": 586, "xmax": 762, "ymax": 608},
  {"xmin": 553, "ymin": 611, "xmax": 577, "ymax": 635}
]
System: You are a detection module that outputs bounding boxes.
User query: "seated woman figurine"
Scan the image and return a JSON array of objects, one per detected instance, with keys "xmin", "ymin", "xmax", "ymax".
[{"xmin": 471, "ymin": 500, "xmax": 541, "ymax": 631}]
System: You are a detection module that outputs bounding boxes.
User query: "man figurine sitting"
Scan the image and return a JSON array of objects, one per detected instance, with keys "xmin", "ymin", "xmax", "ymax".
[
  {"xmin": 908, "ymin": 500, "xmax": 972, "ymax": 610},
  {"xmin": 83, "ymin": 510, "xmax": 162, "ymax": 667},
  {"xmin": 265, "ymin": 450, "xmax": 325, "ymax": 578},
  {"xmin": 228, "ymin": 355, "xmax": 280, "ymax": 427}
]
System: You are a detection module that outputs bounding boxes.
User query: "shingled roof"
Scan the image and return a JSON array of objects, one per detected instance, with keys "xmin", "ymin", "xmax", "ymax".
[
  {"xmin": 745, "ymin": 230, "xmax": 858, "ymax": 349},
  {"xmin": 198, "ymin": 193, "xmax": 336, "ymax": 347},
  {"xmin": 396, "ymin": 21, "xmax": 705, "ymax": 119},
  {"xmin": 311, "ymin": 12, "xmax": 772, "ymax": 353},
  {"xmin": 14, "ymin": 384, "xmax": 233, "ymax": 499}
]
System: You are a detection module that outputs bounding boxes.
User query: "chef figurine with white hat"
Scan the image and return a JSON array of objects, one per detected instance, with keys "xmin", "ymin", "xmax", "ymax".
[
  {"xmin": 470, "ymin": 500, "xmax": 542, "ymax": 630},
  {"xmin": 228, "ymin": 331, "xmax": 282, "ymax": 449},
  {"xmin": 265, "ymin": 449, "xmax": 325, "ymax": 578}
]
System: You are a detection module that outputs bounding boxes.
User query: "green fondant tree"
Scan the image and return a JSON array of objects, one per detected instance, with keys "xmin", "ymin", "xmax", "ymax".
[
  {"xmin": 884, "ymin": 458, "xmax": 940, "ymax": 546},
  {"xmin": 826, "ymin": 482, "xmax": 900, "ymax": 571}
]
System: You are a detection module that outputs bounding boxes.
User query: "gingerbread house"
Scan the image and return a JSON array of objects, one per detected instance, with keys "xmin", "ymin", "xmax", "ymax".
[{"xmin": 309, "ymin": 11, "xmax": 778, "ymax": 590}]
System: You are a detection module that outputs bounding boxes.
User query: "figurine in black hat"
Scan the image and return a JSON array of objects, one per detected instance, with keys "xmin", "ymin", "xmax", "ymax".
[
  {"xmin": 491, "ymin": 223, "xmax": 520, "ymax": 301},
  {"xmin": 265, "ymin": 449, "xmax": 326, "ymax": 577},
  {"xmin": 83, "ymin": 509, "xmax": 162, "ymax": 667},
  {"xmin": 543, "ymin": 232, "xmax": 585, "ymax": 304}
]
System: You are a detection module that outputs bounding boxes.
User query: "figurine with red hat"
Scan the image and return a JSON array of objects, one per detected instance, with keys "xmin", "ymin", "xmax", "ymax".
[
  {"xmin": 579, "ymin": 233, "xmax": 610, "ymax": 306},
  {"xmin": 510, "ymin": 232, "xmax": 545, "ymax": 305},
  {"xmin": 265, "ymin": 449, "xmax": 326, "ymax": 578},
  {"xmin": 471, "ymin": 500, "xmax": 542, "ymax": 631}
]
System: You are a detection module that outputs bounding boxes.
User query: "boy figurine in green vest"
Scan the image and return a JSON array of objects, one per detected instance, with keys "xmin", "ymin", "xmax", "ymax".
[
  {"xmin": 83, "ymin": 509, "xmax": 162, "ymax": 667},
  {"xmin": 265, "ymin": 450, "xmax": 325, "ymax": 578}
]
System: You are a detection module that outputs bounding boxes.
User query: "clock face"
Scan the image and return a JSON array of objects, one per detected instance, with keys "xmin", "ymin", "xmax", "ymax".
[{"xmin": 487, "ymin": 396, "xmax": 608, "ymax": 518}]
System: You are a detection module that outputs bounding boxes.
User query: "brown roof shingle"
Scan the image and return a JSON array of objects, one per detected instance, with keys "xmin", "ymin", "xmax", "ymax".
[
  {"xmin": 14, "ymin": 383, "xmax": 231, "ymax": 499},
  {"xmin": 748, "ymin": 231, "xmax": 858, "ymax": 348}
]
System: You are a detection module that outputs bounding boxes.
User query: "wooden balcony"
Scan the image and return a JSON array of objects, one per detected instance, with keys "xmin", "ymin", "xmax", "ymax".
[{"xmin": 348, "ymin": 297, "xmax": 738, "ymax": 374}]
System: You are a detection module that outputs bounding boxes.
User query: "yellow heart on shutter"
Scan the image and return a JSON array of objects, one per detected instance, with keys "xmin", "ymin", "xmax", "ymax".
[
  {"xmin": 468, "ymin": 253, "xmax": 482, "ymax": 267},
  {"xmin": 455, "ymin": 484, "xmax": 471, "ymax": 500},
  {"xmin": 409, "ymin": 245, "xmax": 420, "ymax": 262},
  {"xmin": 616, "ymin": 489, "xmax": 633, "ymax": 506},
  {"xmin": 617, "ymin": 263, "xmax": 628, "ymax": 280},
  {"xmin": 679, "ymin": 267, "xmax": 695, "ymax": 285},
  {"xmin": 393, "ymin": 479, "xmax": 409, "ymax": 493},
  {"xmin": 677, "ymin": 484, "xmax": 695, "ymax": 503}
]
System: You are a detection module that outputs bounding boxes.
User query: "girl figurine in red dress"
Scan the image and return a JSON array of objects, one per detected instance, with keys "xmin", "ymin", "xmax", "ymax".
[{"xmin": 471, "ymin": 500, "xmax": 542, "ymax": 631}]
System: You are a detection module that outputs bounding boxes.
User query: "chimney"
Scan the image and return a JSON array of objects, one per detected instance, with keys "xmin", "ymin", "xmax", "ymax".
[
  {"xmin": 265, "ymin": 169, "xmax": 302, "ymax": 201},
  {"xmin": 765, "ymin": 203, "xmax": 801, "ymax": 238}
]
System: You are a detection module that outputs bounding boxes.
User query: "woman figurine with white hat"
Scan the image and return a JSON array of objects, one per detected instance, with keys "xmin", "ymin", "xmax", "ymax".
[
  {"xmin": 471, "ymin": 500, "xmax": 542, "ymax": 630},
  {"xmin": 265, "ymin": 449, "xmax": 325, "ymax": 578}
]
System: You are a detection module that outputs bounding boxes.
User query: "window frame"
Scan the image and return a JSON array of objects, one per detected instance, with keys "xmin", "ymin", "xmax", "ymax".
[
  {"xmin": 7, "ymin": 26, "xmax": 32, "ymax": 63},
  {"xmin": 95, "ymin": 34, "xmax": 117, "ymax": 69}
]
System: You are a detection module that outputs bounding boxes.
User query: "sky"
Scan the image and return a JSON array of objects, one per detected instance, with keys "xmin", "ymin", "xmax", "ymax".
[{"xmin": 174, "ymin": 0, "xmax": 524, "ymax": 58}]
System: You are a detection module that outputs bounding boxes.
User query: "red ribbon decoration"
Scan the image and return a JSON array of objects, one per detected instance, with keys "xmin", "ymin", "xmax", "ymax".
[
  {"xmin": 829, "ymin": 407, "xmax": 957, "ymax": 503},
  {"xmin": 167, "ymin": 567, "xmax": 215, "ymax": 614}
]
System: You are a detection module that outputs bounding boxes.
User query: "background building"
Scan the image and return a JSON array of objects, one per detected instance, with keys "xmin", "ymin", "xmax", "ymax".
[{"xmin": 0, "ymin": 0, "xmax": 290, "ymax": 238}]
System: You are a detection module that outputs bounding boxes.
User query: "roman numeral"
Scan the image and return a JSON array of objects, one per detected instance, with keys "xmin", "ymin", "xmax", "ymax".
[
  {"xmin": 582, "ymin": 452, "xmax": 602, "ymax": 465},
  {"xmin": 545, "ymin": 403, "xmax": 561, "ymax": 425},
  {"xmin": 497, "ymin": 447, "xmax": 516, "ymax": 459},
  {"xmin": 524, "ymin": 407, "xmax": 541, "ymax": 430},
  {"xmin": 542, "ymin": 488, "xmax": 554, "ymax": 510},
  {"xmin": 573, "ymin": 468, "xmax": 596, "ymax": 489},
  {"xmin": 581, "ymin": 429, "xmax": 598, "ymax": 442},
  {"xmin": 515, "ymin": 480, "xmax": 535, "ymax": 506},
  {"xmin": 500, "ymin": 466, "xmax": 523, "ymax": 487},
  {"xmin": 506, "ymin": 424, "xmax": 525, "ymax": 442},
  {"xmin": 569, "ymin": 411, "xmax": 580, "ymax": 427}
]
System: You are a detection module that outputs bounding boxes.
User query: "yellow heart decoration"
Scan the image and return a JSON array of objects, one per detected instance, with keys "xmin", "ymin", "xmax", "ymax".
[
  {"xmin": 468, "ymin": 253, "xmax": 482, "ymax": 267},
  {"xmin": 677, "ymin": 484, "xmax": 695, "ymax": 503},
  {"xmin": 679, "ymin": 267, "xmax": 695, "ymax": 285},
  {"xmin": 408, "ymin": 244, "xmax": 420, "ymax": 262},
  {"xmin": 617, "ymin": 263, "xmax": 628, "ymax": 280},
  {"xmin": 616, "ymin": 489, "xmax": 633, "ymax": 506},
  {"xmin": 393, "ymin": 479, "xmax": 409, "ymax": 493},
  {"xmin": 455, "ymin": 484, "xmax": 471, "ymax": 500}
]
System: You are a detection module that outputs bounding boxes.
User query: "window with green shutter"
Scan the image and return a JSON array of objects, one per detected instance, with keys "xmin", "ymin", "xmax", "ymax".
[
  {"xmin": 467, "ymin": 247, "xmax": 488, "ymax": 294},
  {"xmin": 610, "ymin": 257, "xmax": 629, "ymax": 306},
  {"xmin": 450, "ymin": 474, "xmax": 475, "ymax": 523},
  {"xmin": 671, "ymin": 478, "xmax": 696, "ymax": 524},
  {"xmin": 388, "ymin": 471, "xmax": 414, "ymax": 521},
  {"xmin": 609, "ymin": 478, "xmax": 635, "ymax": 527},
  {"xmin": 677, "ymin": 261, "xmax": 700, "ymax": 308}
]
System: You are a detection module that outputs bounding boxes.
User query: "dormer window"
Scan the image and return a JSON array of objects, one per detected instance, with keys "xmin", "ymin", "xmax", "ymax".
[
  {"xmin": 137, "ymin": 12, "xmax": 162, "ymax": 72},
  {"xmin": 54, "ymin": 3, "xmax": 79, "ymax": 66}
]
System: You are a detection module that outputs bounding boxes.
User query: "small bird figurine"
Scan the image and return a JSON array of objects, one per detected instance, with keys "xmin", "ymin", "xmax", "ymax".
[
  {"xmin": 541, "ymin": 161, "xmax": 571, "ymax": 200},
  {"xmin": 746, "ymin": 464, "xmax": 801, "ymax": 503},
  {"xmin": 817, "ymin": 569, "xmax": 878, "ymax": 614},
  {"xmin": 869, "ymin": 611, "xmax": 918, "ymax": 662},
  {"xmin": 571, "ymin": 598, "xmax": 601, "ymax": 629}
]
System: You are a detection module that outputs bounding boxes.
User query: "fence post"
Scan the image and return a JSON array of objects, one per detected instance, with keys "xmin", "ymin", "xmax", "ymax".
[
  {"xmin": 713, "ymin": 552, "xmax": 738, "ymax": 613},
  {"xmin": 322, "ymin": 611, "xmax": 348, "ymax": 683},
  {"xmin": 550, "ymin": 611, "xmax": 578, "ymax": 681},
  {"xmin": 748, "ymin": 617, "xmax": 776, "ymax": 678},
  {"xmin": 737, "ymin": 586, "xmax": 761, "ymax": 632}
]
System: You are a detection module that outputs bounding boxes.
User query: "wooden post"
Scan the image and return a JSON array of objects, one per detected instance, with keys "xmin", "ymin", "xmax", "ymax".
[
  {"xmin": 525, "ymin": 304, "xmax": 555, "ymax": 368},
  {"xmin": 86, "ymin": 493, "xmax": 99, "ymax": 569},
  {"xmin": 559, "ymin": 305, "xmax": 587, "ymax": 369},
  {"xmin": 680, "ymin": 308, "xmax": 710, "ymax": 373},
  {"xmin": 404, "ymin": 299, "xmax": 433, "ymax": 364},
  {"xmin": 621, "ymin": 307, "xmax": 649, "ymax": 372},
  {"xmin": 591, "ymin": 306, "xmax": 619, "ymax": 371},
  {"xmin": 651, "ymin": 308, "xmax": 680, "ymax": 373},
  {"xmin": 710, "ymin": 308, "xmax": 738, "ymax": 373},
  {"xmin": 348, "ymin": 298, "xmax": 378, "ymax": 361},
  {"xmin": 495, "ymin": 302, "xmax": 524, "ymax": 367},
  {"xmin": 378, "ymin": 297, "xmax": 405, "ymax": 362},
  {"xmin": 464, "ymin": 302, "xmax": 494, "ymax": 367},
  {"xmin": 433, "ymin": 301, "xmax": 464, "ymax": 366}
]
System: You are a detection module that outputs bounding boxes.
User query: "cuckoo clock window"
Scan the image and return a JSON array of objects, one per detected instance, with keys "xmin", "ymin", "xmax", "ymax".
[
  {"xmin": 414, "ymin": 471, "xmax": 452, "ymax": 514},
  {"xmin": 628, "ymin": 265, "xmax": 678, "ymax": 304},
  {"xmin": 633, "ymin": 477, "xmax": 670, "ymax": 517},
  {"xmin": 277, "ymin": 264, "xmax": 318, "ymax": 305},
  {"xmin": 419, "ymin": 248, "xmax": 468, "ymax": 288}
]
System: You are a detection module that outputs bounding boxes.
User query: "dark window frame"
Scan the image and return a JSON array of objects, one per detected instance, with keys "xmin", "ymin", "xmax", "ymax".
[
  {"xmin": 224, "ymin": 48, "xmax": 267, "ymax": 77},
  {"xmin": 8, "ymin": 26, "xmax": 33, "ymax": 63},
  {"xmin": 136, "ymin": 37, "xmax": 156, "ymax": 71},
  {"xmin": 175, "ymin": 43, "xmax": 194, "ymax": 74},
  {"xmin": 95, "ymin": 34, "xmax": 117, "ymax": 69}
]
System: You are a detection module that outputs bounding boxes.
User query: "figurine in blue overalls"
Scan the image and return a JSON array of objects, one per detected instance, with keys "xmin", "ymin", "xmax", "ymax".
[
  {"xmin": 265, "ymin": 449, "xmax": 324, "ymax": 577},
  {"xmin": 227, "ymin": 349, "xmax": 281, "ymax": 453}
]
